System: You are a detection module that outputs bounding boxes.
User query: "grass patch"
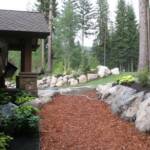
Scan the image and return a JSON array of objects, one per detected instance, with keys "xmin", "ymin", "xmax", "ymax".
[{"xmin": 84, "ymin": 72, "xmax": 136, "ymax": 87}]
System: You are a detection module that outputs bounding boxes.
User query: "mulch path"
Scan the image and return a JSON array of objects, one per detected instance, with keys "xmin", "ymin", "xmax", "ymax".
[{"xmin": 40, "ymin": 91, "xmax": 150, "ymax": 150}]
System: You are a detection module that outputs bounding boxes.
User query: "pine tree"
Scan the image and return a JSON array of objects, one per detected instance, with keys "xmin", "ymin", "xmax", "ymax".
[
  {"xmin": 36, "ymin": 0, "xmax": 58, "ymax": 72},
  {"xmin": 77, "ymin": 0, "xmax": 94, "ymax": 49},
  {"xmin": 57, "ymin": 0, "xmax": 79, "ymax": 72},
  {"xmin": 126, "ymin": 4, "xmax": 139, "ymax": 71},
  {"xmin": 114, "ymin": 0, "xmax": 127, "ymax": 70},
  {"xmin": 112, "ymin": 0, "xmax": 139, "ymax": 71},
  {"xmin": 94, "ymin": 0, "xmax": 109, "ymax": 66}
]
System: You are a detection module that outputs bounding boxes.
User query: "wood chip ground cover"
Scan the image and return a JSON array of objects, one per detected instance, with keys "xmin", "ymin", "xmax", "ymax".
[{"xmin": 40, "ymin": 91, "xmax": 150, "ymax": 150}]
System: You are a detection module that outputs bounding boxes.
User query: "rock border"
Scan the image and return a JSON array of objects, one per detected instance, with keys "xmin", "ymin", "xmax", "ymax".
[{"xmin": 96, "ymin": 84, "xmax": 150, "ymax": 132}]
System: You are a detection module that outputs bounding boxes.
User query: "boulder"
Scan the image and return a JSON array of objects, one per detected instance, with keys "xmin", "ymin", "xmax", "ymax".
[
  {"xmin": 37, "ymin": 80, "xmax": 43, "ymax": 87},
  {"xmin": 121, "ymin": 92, "xmax": 144, "ymax": 121},
  {"xmin": 50, "ymin": 76, "xmax": 57, "ymax": 87},
  {"xmin": 69, "ymin": 78, "xmax": 78, "ymax": 86},
  {"xmin": 42, "ymin": 77, "xmax": 48, "ymax": 84},
  {"xmin": 46, "ymin": 76, "xmax": 51, "ymax": 85},
  {"xmin": 97, "ymin": 65, "xmax": 111, "ymax": 78},
  {"xmin": 39, "ymin": 84, "xmax": 49, "ymax": 89},
  {"xmin": 144, "ymin": 92, "xmax": 150, "ymax": 100},
  {"xmin": 57, "ymin": 76, "xmax": 63, "ymax": 81},
  {"xmin": 96, "ymin": 83, "xmax": 113, "ymax": 100},
  {"xmin": 110, "ymin": 85, "xmax": 136, "ymax": 114},
  {"xmin": 101, "ymin": 85, "xmax": 122, "ymax": 105},
  {"xmin": 135, "ymin": 98, "xmax": 150, "ymax": 132},
  {"xmin": 56, "ymin": 80, "xmax": 64, "ymax": 87},
  {"xmin": 63, "ymin": 76, "xmax": 68, "ymax": 84},
  {"xmin": 78, "ymin": 75, "xmax": 87, "ymax": 83},
  {"xmin": 0, "ymin": 102, "xmax": 18, "ymax": 118},
  {"xmin": 87, "ymin": 74, "xmax": 98, "ymax": 81},
  {"xmin": 111, "ymin": 68, "xmax": 120, "ymax": 75}
]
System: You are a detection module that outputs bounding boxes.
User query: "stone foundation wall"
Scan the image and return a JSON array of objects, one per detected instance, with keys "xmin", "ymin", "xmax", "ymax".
[{"xmin": 16, "ymin": 72, "xmax": 37, "ymax": 96}]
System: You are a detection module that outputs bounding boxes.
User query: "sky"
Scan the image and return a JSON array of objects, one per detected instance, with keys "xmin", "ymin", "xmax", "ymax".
[{"xmin": 0, "ymin": 0, "xmax": 139, "ymax": 46}]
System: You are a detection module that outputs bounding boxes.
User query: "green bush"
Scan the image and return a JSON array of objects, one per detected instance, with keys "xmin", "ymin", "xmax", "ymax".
[
  {"xmin": 80, "ymin": 54, "xmax": 90, "ymax": 74},
  {"xmin": 14, "ymin": 90, "xmax": 35, "ymax": 105},
  {"xmin": 0, "ymin": 90, "xmax": 11, "ymax": 105},
  {"xmin": 1, "ymin": 106, "xmax": 39, "ymax": 135},
  {"xmin": 137, "ymin": 69, "xmax": 150, "ymax": 87},
  {"xmin": 0, "ymin": 133, "xmax": 13, "ymax": 150},
  {"xmin": 117, "ymin": 75, "xmax": 135, "ymax": 85}
]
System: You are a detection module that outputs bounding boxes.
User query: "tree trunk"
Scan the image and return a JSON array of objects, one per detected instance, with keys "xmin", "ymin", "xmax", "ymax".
[
  {"xmin": 138, "ymin": 0, "xmax": 149, "ymax": 71},
  {"xmin": 81, "ymin": 28, "xmax": 84, "ymax": 52},
  {"xmin": 103, "ymin": 26, "xmax": 107, "ymax": 66},
  {"xmin": 148, "ymin": 4, "xmax": 150, "ymax": 70},
  {"xmin": 41, "ymin": 39, "xmax": 45, "ymax": 71},
  {"xmin": 47, "ymin": 1, "xmax": 52, "ymax": 72}
]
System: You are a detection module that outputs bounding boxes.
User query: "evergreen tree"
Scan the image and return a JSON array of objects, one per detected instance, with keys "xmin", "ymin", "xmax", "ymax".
[
  {"xmin": 112, "ymin": 0, "xmax": 139, "ymax": 71},
  {"xmin": 36, "ymin": 0, "xmax": 58, "ymax": 72},
  {"xmin": 114, "ymin": 0, "xmax": 127, "ymax": 70},
  {"xmin": 94, "ymin": 0, "xmax": 109, "ymax": 66},
  {"xmin": 55, "ymin": 0, "xmax": 79, "ymax": 72},
  {"xmin": 77, "ymin": 0, "xmax": 94, "ymax": 49},
  {"xmin": 126, "ymin": 4, "xmax": 139, "ymax": 71}
]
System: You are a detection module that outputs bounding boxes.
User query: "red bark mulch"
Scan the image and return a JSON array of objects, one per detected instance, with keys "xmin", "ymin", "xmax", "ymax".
[{"xmin": 40, "ymin": 91, "xmax": 150, "ymax": 150}]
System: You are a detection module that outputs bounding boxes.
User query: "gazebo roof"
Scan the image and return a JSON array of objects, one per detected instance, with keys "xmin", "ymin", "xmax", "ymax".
[{"xmin": 0, "ymin": 9, "xmax": 49, "ymax": 38}]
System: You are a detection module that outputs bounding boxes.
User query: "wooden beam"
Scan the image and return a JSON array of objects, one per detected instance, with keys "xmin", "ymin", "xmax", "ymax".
[{"xmin": 21, "ymin": 41, "xmax": 32, "ymax": 72}]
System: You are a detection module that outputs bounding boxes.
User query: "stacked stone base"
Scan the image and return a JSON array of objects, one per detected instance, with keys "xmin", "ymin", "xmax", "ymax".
[{"xmin": 16, "ymin": 72, "xmax": 37, "ymax": 96}]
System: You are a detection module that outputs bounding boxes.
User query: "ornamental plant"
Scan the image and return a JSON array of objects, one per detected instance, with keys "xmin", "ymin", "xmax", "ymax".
[
  {"xmin": 0, "ymin": 133, "xmax": 13, "ymax": 150},
  {"xmin": 1, "ymin": 106, "xmax": 39, "ymax": 135},
  {"xmin": 0, "ymin": 90, "xmax": 11, "ymax": 105},
  {"xmin": 14, "ymin": 90, "xmax": 35, "ymax": 105},
  {"xmin": 117, "ymin": 75, "xmax": 135, "ymax": 85}
]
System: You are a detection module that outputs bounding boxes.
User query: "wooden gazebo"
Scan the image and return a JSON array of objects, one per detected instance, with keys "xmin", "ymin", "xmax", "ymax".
[{"xmin": 0, "ymin": 9, "xmax": 49, "ymax": 95}]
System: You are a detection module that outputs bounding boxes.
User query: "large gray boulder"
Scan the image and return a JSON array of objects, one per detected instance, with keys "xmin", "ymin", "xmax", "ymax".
[
  {"xmin": 144, "ymin": 92, "xmax": 150, "ymax": 100},
  {"xmin": 97, "ymin": 65, "xmax": 111, "ymax": 78},
  {"xmin": 111, "ymin": 85, "xmax": 137, "ymax": 114},
  {"xmin": 87, "ymin": 74, "xmax": 98, "ymax": 81},
  {"xmin": 104, "ymin": 85, "xmax": 122, "ymax": 104},
  {"xmin": 135, "ymin": 98, "xmax": 150, "ymax": 132},
  {"xmin": 96, "ymin": 83, "xmax": 112, "ymax": 100},
  {"xmin": 50, "ymin": 76, "xmax": 57, "ymax": 87},
  {"xmin": 63, "ymin": 76, "xmax": 68, "ymax": 84},
  {"xmin": 111, "ymin": 68, "xmax": 120, "ymax": 75},
  {"xmin": 0, "ymin": 102, "xmax": 18, "ymax": 118},
  {"xmin": 121, "ymin": 91, "xmax": 144, "ymax": 121},
  {"xmin": 78, "ymin": 75, "xmax": 87, "ymax": 83},
  {"xmin": 56, "ymin": 80, "xmax": 64, "ymax": 87},
  {"xmin": 68, "ymin": 78, "xmax": 78, "ymax": 86}
]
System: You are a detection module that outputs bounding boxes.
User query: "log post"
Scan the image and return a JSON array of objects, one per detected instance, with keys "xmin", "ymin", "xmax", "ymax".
[
  {"xmin": 21, "ymin": 41, "xmax": 32, "ymax": 72},
  {"xmin": 17, "ymin": 40, "xmax": 38, "ymax": 96}
]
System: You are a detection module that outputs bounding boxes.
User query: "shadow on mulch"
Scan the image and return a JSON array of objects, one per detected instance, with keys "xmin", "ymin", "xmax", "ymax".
[{"xmin": 9, "ymin": 133, "xmax": 40, "ymax": 150}]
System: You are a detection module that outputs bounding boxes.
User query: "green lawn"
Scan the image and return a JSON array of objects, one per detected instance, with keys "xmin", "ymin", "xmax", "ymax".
[{"xmin": 84, "ymin": 72, "xmax": 136, "ymax": 87}]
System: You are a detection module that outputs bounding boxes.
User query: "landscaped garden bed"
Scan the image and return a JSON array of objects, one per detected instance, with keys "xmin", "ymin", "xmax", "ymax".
[
  {"xmin": 40, "ymin": 91, "xmax": 150, "ymax": 150},
  {"xmin": 0, "ymin": 90, "xmax": 40, "ymax": 150}
]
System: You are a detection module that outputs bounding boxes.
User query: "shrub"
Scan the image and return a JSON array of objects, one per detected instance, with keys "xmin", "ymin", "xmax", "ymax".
[
  {"xmin": 1, "ymin": 106, "xmax": 39, "ymax": 135},
  {"xmin": 0, "ymin": 90, "xmax": 11, "ymax": 105},
  {"xmin": 0, "ymin": 133, "xmax": 13, "ymax": 150},
  {"xmin": 137, "ymin": 69, "xmax": 150, "ymax": 87},
  {"xmin": 117, "ymin": 75, "xmax": 135, "ymax": 85},
  {"xmin": 80, "ymin": 55, "xmax": 90, "ymax": 74},
  {"xmin": 14, "ymin": 90, "xmax": 35, "ymax": 105}
]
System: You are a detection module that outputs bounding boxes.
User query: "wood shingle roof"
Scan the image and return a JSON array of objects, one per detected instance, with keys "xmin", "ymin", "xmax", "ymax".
[{"xmin": 0, "ymin": 9, "xmax": 49, "ymax": 38}]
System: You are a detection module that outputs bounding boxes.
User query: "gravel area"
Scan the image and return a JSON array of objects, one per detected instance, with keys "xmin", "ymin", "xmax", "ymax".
[{"xmin": 40, "ymin": 91, "xmax": 150, "ymax": 150}]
